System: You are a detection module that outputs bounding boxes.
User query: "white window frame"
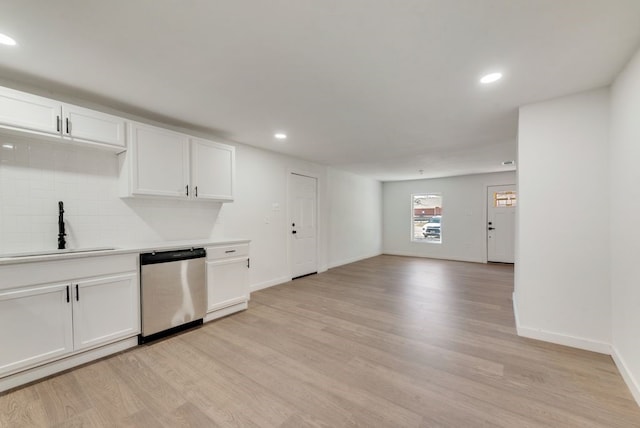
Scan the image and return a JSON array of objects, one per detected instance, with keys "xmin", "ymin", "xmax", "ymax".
[{"xmin": 411, "ymin": 193, "xmax": 442, "ymax": 244}]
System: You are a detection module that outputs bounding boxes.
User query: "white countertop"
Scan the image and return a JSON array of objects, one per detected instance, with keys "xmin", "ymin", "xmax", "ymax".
[{"xmin": 0, "ymin": 238, "xmax": 250, "ymax": 265}]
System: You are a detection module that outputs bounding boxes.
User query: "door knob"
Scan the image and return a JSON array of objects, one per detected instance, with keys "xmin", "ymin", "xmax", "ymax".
[
  {"xmin": 292, "ymin": 230, "xmax": 297, "ymax": 234},
  {"xmin": 488, "ymin": 227, "xmax": 495, "ymax": 230}
]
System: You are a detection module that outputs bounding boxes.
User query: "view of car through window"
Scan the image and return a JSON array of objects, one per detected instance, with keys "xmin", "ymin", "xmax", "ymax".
[
  {"xmin": 412, "ymin": 194, "xmax": 442, "ymax": 243},
  {"xmin": 422, "ymin": 215, "xmax": 441, "ymax": 239}
]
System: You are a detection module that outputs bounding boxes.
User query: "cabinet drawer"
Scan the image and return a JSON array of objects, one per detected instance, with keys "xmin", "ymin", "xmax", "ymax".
[{"xmin": 206, "ymin": 244, "xmax": 249, "ymax": 261}]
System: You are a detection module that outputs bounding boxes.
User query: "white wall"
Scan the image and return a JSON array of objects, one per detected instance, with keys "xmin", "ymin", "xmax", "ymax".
[
  {"xmin": 382, "ymin": 171, "xmax": 516, "ymax": 263},
  {"xmin": 515, "ymin": 88, "xmax": 611, "ymax": 352},
  {"xmin": 0, "ymin": 137, "xmax": 224, "ymax": 252},
  {"xmin": 216, "ymin": 143, "xmax": 331, "ymax": 290},
  {"xmin": 610, "ymin": 47, "xmax": 640, "ymax": 403},
  {"xmin": 328, "ymin": 168, "xmax": 382, "ymax": 268}
]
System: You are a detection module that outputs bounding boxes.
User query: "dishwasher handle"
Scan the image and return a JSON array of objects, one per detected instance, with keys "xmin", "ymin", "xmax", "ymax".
[{"xmin": 140, "ymin": 248, "xmax": 206, "ymax": 265}]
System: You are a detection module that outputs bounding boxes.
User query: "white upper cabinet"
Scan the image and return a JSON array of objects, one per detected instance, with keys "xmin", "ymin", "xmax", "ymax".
[
  {"xmin": 126, "ymin": 121, "xmax": 190, "ymax": 198},
  {"xmin": 191, "ymin": 138, "xmax": 235, "ymax": 201},
  {"xmin": 62, "ymin": 104, "xmax": 126, "ymax": 149},
  {"xmin": 0, "ymin": 86, "xmax": 236, "ymax": 200},
  {"xmin": 0, "ymin": 86, "xmax": 61, "ymax": 136},
  {"xmin": 0, "ymin": 85, "xmax": 127, "ymax": 150},
  {"xmin": 121, "ymin": 123, "xmax": 235, "ymax": 202}
]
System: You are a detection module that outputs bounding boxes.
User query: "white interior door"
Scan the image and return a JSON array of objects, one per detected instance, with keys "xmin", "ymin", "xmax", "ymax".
[
  {"xmin": 290, "ymin": 173, "xmax": 318, "ymax": 279},
  {"xmin": 487, "ymin": 185, "xmax": 516, "ymax": 263}
]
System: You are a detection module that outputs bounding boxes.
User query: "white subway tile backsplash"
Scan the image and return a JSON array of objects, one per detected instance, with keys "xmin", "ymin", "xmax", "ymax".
[{"xmin": 0, "ymin": 138, "xmax": 222, "ymax": 254}]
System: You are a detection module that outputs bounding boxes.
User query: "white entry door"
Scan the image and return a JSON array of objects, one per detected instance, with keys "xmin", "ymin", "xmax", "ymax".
[
  {"xmin": 290, "ymin": 173, "xmax": 318, "ymax": 279},
  {"xmin": 487, "ymin": 185, "xmax": 516, "ymax": 263}
]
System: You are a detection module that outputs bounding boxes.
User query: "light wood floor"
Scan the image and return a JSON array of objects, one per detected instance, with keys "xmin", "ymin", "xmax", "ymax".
[{"xmin": 1, "ymin": 255, "xmax": 639, "ymax": 427}]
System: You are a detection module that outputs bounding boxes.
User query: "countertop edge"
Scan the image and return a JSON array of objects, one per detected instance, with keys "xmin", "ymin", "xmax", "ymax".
[{"xmin": 0, "ymin": 239, "xmax": 251, "ymax": 266}]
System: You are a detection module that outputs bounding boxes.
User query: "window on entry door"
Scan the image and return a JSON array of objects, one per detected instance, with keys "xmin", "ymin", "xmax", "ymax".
[
  {"xmin": 412, "ymin": 193, "xmax": 442, "ymax": 243},
  {"xmin": 494, "ymin": 191, "xmax": 517, "ymax": 207}
]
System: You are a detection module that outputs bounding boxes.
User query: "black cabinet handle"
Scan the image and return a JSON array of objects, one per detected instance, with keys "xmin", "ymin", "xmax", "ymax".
[
  {"xmin": 195, "ymin": 186, "xmax": 198, "ymax": 197},
  {"xmin": 57, "ymin": 116, "xmax": 61, "ymax": 132},
  {"xmin": 247, "ymin": 258, "xmax": 250, "ymax": 268},
  {"xmin": 225, "ymin": 250, "xmax": 236, "ymax": 254},
  {"xmin": 185, "ymin": 185, "xmax": 189, "ymax": 196},
  {"xmin": 488, "ymin": 227, "xmax": 495, "ymax": 230},
  {"xmin": 75, "ymin": 284, "xmax": 79, "ymax": 301},
  {"xmin": 66, "ymin": 118, "xmax": 70, "ymax": 134},
  {"xmin": 66, "ymin": 285, "xmax": 69, "ymax": 303}
]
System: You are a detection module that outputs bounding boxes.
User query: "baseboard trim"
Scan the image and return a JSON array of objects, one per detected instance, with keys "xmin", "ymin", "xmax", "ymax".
[
  {"xmin": 204, "ymin": 302, "xmax": 248, "ymax": 323},
  {"xmin": 512, "ymin": 292, "xmax": 521, "ymax": 330},
  {"xmin": 0, "ymin": 337, "xmax": 138, "ymax": 393},
  {"xmin": 382, "ymin": 251, "xmax": 482, "ymax": 264},
  {"xmin": 512, "ymin": 293, "xmax": 610, "ymax": 355},
  {"xmin": 611, "ymin": 346, "xmax": 640, "ymax": 406},
  {"xmin": 328, "ymin": 252, "xmax": 382, "ymax": 269},
  {"xmin": 250, "ymin": 275, "xmax": 291, "ymax": 292},
  {"xmin": 250, "ymin": 256, "xmax": 382, "ymax": 292}
]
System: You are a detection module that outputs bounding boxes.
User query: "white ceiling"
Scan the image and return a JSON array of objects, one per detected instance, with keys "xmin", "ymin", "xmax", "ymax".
[{"xmin": 1, "ymin": 1, "xmax": 639, "ymax": 181}]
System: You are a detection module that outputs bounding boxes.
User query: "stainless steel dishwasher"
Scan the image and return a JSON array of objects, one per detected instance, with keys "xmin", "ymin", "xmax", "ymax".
[{"xmin": 139, "ymin": 248, "xmax": 206, "ymax": 343}]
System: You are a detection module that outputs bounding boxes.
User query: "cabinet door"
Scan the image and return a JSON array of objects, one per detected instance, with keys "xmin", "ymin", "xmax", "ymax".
[
  {"xmin": 0, "ymin": 283, "xmax": 73, "ymax": 377},
  {"xmin": 206, "ymin": 258, "xmax": 249, "ymax": 312},
  {"xmin": 191, "ymin": 138, "xmax": 235, "ymax": 201},
  {"xmin": 129, "ymin": 122, "xmax": 190, "ymax": 197},
  {"xmin": 72, "ymin": 273, "xmax": 139, "ymax": 352},
  {"xmin": 62, "ymin": 104, "xmax": 126, "ymax": 148},
  {"xmin": 0, "ymin": 86, "xmax": 61, "ymax": 136}
]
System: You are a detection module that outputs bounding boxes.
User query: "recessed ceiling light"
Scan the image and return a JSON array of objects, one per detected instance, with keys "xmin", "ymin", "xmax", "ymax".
[
  {"xmin": 480, "ymin": 72, "xmax": 503, "ymax": 84},
  {"xmin": 2, "ymin": 144, "xmax": 14, "ymax": 149},
  {"xmin": 0, "ymin": 33, "xmax": 17, "ymax": 46},
  {"xmin": 274, "ymin": 133, "xmax": 287, "ymax": 140}
]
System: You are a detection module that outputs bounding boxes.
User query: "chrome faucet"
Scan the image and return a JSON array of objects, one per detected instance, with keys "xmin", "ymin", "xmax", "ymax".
[{"xmin": 58, "ymin": 201, "xmax": 66, "ymax": 250}]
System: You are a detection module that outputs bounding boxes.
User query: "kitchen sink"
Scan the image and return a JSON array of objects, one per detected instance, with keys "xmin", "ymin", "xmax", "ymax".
[{"xmin": 0, "ymin": 247, "xmax": 117, "ymax": 258}]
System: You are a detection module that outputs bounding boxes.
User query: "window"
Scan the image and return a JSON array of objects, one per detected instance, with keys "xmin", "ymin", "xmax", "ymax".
[
  {"xmin": 494, "ymin": 191, "xmax": 517, "ymax": 207},
  {"xmin": 412, "ymin": 193, "xmax": 442, "ymax": 243}
]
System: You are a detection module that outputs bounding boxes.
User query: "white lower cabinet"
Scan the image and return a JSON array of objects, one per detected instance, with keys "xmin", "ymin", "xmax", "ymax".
[
  {"xmin": 0, "ymin": 256, "xmax": 139, "ymax": 384},
  {"xmin": 72, "ymin": 273, "xmax": 138, "ymax": 351},
  {"xmin": 0, "ymin": 283, "xmax": 74, "ymax": 376},
  {"xmin": 207, "ymin": 259, "xmax": 249, "ymax": 312},
  {"xmin": 205, "ymin": 244, "xmax": 250, "ymax": 321}
]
